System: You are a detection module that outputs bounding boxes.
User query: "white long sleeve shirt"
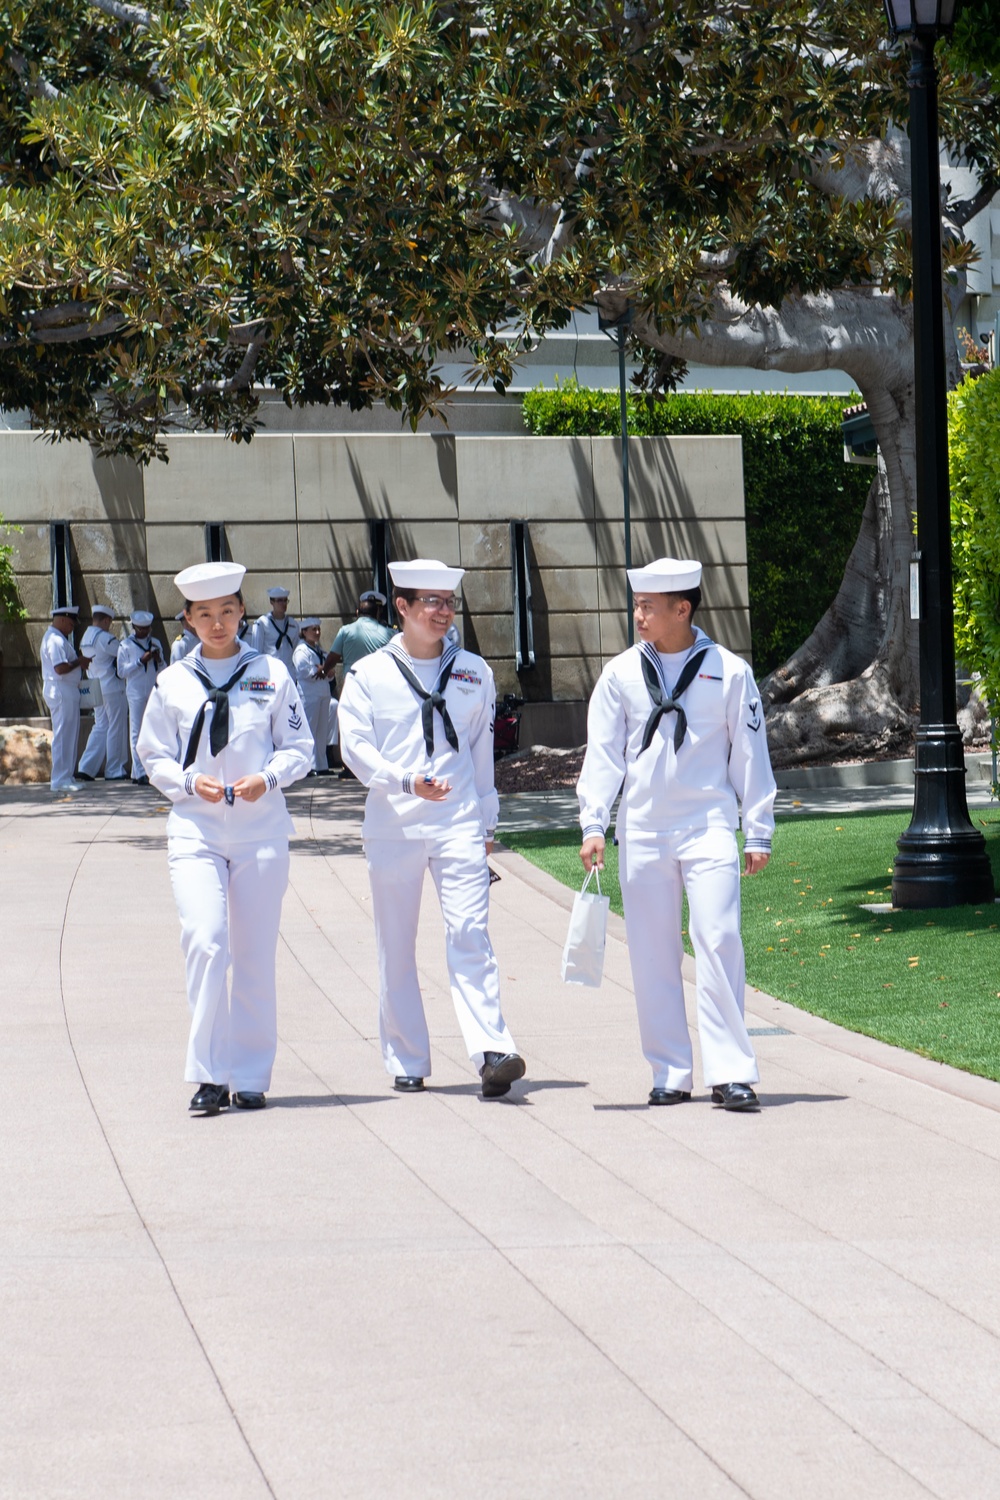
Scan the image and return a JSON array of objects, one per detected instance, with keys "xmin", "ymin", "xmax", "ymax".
[
  {"xmin": 292, "ymin": 640, "xmax": 330, "ymax": 710},
  {"xmin": 251, "ymin": 613, "xmax": 300, "ymax": 674},
  {"xmin": 577, "ymin": 628, "xmax": 776, "ymax": 853},
  {"xmin": 170, "ymin": 628, "xmax": 198, "ymax": 665},
  {"xmin": 136, "ymin": 642, "xmax": 314, "ymax": 844},
  {"xmin": 338, "ymin": 639, "xmax": 499, "ymax": 841},
  {"xmin": 80, "ymin": 625, "xmax": 122, "ymax": 686},
  {"xmin": 117, "ymin": 634, "xmax": 165, "ymax": 701}
]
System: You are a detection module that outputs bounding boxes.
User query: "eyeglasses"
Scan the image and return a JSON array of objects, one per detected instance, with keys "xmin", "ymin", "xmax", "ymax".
[{"xmin": 412, "ymin": 595, "xmax": 459, "ymax": 611}]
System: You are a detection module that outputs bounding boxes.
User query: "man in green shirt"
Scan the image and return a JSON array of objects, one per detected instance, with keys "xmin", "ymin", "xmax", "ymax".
[
  {"xmin": 329, "ymin": 591, "xmax": 395, "ymax": 778},
  {"xmin": 329, "ymin": 590, "xmax": 394, "ymax": 674}
]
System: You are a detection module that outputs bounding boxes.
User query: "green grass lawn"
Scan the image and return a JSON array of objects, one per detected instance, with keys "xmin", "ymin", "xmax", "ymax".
[{"xmin": 503, "ymin": 811, "xmax": 1000, "ymax": 1082}]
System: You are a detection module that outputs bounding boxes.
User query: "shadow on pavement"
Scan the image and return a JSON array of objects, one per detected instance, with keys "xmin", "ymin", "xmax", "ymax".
[{"xmin": 265, "ymin": 1093, "xmax": 394, "ymax": 1109}]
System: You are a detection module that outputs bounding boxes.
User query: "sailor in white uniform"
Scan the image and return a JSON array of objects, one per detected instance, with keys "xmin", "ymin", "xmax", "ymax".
[
  {"xmin": 78, "ymin": 605, "xmax": 129, "ymax": 781},
  {"xmin": 338, "ymin": 558, "xmax": 525, "ymax": 1099},
  {"xmin": 292, "ymin": 618, "xmax": 335, "ymax": 773},
  {"xmin": 136, "ymin": 561, "xmax": 314, "ymax": 1115},
  {"xmin": 170, "ymin": 610, "xmax": 199, "ymax": 665},
  {"xmin": 577, "ymin": 558, "xmax": 776, "ymax": 1111},
  {"xmin": 41, "ymin": 605, "xmax": 86, "ymax": 791},
  {"xmin": 118, "ymin": 610, "xmax": 165, "ymax": 783},
  {"xmin": 251, "ymin": 586, "xmax": 300, "ymax": 678}
]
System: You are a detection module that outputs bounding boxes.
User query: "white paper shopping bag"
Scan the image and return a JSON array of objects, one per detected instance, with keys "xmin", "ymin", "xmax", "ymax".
[{"xmin": 560, "ymin": 867, "xmax": 610, "ymax": 987}]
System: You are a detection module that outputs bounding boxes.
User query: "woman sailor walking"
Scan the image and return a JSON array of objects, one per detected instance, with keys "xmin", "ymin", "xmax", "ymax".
[{"xmin": 137, "ymin": 562, "xmax": 313, "ymax": 1115}]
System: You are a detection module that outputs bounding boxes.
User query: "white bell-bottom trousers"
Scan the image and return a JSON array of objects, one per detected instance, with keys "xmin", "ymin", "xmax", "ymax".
[
  {"xmin": 365, "ymin": 833, "xmax": 516, "ymax": 1078},
  {"xmin": 47, "ymin": 687, "xmax": 81, "ymax": 789},
  {"xmin": 168, "ymin": 838, "xmax": 290, "ymax": 1091},
  {"xmin": 79, "ymin": 682, "xmax": 128, "ymax": 778},
  {"xmin": 619, "ymin": 826, "xmax": 758, "ymax": 1091}
]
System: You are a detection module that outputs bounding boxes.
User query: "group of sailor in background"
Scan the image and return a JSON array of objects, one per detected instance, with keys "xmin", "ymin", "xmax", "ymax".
[{"xmin": 43, "ymin": 582, "xmax": 369, "ymax": 789}]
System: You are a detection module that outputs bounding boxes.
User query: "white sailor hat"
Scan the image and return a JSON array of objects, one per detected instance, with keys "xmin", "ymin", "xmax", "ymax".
[
  {"xmin": 51, "ymin": 603, "xmax": 80, "ymax": 616},
  {"xmin": 300, "ymin": 616, "xmax": 321, "ymax": 629},
  {"xmin": 131, "ymin": 610, "xmax": 155, "ymax": 627},
  {"xmin": 388, "ymin": 558, "xmax": 464, "ymax": 591},
  {"xmin": 359, "ymin": 588, "xmax": 386, "ymax": 604},
  {"xmin": 174, "ymin": 610, "xmax": 187, "ymax": 621},
  {"xmin": 173, "ymin": 562, "xmax": 247, "ymax": 601},
  {"xmin": 626, "ymin": 557, "xmax": 703, "ymax": 593},
  {"xmin": 267, "ymin": 585, "xmax": 290, "ymax": 600},
  {"xmin": 91, "ymin": 602, "xmax": 115, "ymax": 618}
]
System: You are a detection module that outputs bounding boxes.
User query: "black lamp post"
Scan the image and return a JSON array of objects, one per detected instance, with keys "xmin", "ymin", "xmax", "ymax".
[
  {"xmin": 884, "ymin": 0, "xmax": 994, "ymax": 908},
  {"xmin": 598, "ymin": 302, "xmax": 635, "ymax": 645}
]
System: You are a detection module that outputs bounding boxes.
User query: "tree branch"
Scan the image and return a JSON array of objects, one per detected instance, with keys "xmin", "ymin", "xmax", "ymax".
[
  {"xmin": 193, "ymin": 325, "xmax": 270, "ymax": 395},
  {"xmin": 5, "ymin": 49, "xmax": 61, "ymax": 102},
  {"xmin": 87, "ymin": 0, "xmax": 152, "ymax": 27},
  {"xmin": 950, "ymin": 176, "xmax": 1000, "ymax": 227}
]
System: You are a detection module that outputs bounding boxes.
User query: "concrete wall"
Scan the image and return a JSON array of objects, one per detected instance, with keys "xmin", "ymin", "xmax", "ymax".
[{"xmin": 0, "ymin": 431, "xmax": 750, "ymax": 730}]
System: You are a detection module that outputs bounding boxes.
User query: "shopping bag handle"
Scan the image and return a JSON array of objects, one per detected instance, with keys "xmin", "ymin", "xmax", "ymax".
[{"xmin": 580, "ymin": 865, "xmax": 603, "ymax": 896}]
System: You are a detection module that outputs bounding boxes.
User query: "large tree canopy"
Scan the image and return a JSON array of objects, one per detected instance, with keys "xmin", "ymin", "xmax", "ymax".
[
  {"xmin": 2, "ymin": 1, "xmax": 1000, "ymax": 758},
  {"xmin": 1, "ymin": 1, "xmax": 993, "ymax": 458}
]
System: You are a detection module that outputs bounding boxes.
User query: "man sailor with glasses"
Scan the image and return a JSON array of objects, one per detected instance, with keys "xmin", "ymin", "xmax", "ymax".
[
  {"xmin": 337, "ymin": 558, "xmax": 525, "ymax": 1100},
  {"xmin": 577, "ymin": 558, "xmax": 776, "ymax": 1112}
]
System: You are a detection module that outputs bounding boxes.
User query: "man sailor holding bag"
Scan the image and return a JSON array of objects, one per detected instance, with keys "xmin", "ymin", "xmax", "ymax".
[
  {"xmin": 577, "ymin": 558, "xmax": 776, "ymax": 1110},
  {"xmin": 337, "ymin": 558, "xmax": 525, "ymax": 1099}
]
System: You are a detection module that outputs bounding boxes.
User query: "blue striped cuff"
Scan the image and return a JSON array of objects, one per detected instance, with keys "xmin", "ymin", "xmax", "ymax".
[
  {"xmin": 184, "ymin": 772, "xmax": 197, "ymax": 796},
  {"xmin": 402, "ymin": 772, "xmax": 414, "ymax": 796},
  {"xmin": 263, "ymin": 770, "xmax": 278, "ymax": 793},
  {"xmin": 582, "ymin": 823, "xmax": 606, "ymax": 839}
]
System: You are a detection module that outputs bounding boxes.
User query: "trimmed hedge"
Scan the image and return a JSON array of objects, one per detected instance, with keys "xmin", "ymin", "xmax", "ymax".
[
  {"xmin": 522, "ymin": 383, "xmax": 871, "ymax": 673},
  {"xmin": 950, "ymin": 369, "xmax": 1000, "ymax": 710}
]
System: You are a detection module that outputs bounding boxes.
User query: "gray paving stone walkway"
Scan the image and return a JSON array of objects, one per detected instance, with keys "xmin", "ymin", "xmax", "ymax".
[{"xmin": 3, "ymin": 777, "xmax": 1000, "ymax": 1499}]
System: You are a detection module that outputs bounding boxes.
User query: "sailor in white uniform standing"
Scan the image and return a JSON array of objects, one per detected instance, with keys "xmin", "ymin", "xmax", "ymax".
[
  {"xmin": 170, "ymin": 610, "xmax": 198, "ymax": 665},
  {"xmin": 251, "ymin": 586, "xmax": 300, "ymax": 678},
  {"xmin": 136, "ymin": 561, "xmax": 314, "ymax": 1115},
  {"xmin": 338, "ymin": 558, "xmax": 525, "ymax": 1099},
  {"xmin": 41, "ymin": 604, "xmax": 86, "ymax": 792},
  {"xmin": 577, "ymin": 558, "xmax": 776, "ymax": 1111},
  {"xmin": 292, "ymin": 618, "xmax": 335, "ymax": 773},
  {"xmin": 78, "ymin": 604, "xmax": 129, "ymax": 781},
  {"xmin": 118, "ymin": 610, "xmax": 165, "ymax": 784}
]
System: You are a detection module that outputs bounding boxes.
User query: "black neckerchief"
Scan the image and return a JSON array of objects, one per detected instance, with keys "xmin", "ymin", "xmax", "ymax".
[
  {"xmin": 388, "ymin": 640, "xmax": 460, "ymax": 756},
  {"xmin": 637, "ymin": 639, "xmax": 712, "ymax": 755},
  {"xmin": 181, "ymin": 650, "xmax": 261, "ymax": 769},
  {"xmin": 270, "ymin": 613, "xmax": 292, "ymax": 650}
]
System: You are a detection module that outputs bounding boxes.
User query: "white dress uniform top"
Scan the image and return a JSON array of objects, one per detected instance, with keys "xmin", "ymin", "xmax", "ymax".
[
  {"xmin": 577, "ymin": 559, "xmax": 776, "ymax": 1094},
  {"xmin": 292, "ymin": 622, "xmax": 330, "ymax": 772},
  {"xmin": 136, "ymin": 562, "xmax": 314, "ymax": 1094},
  {"xmin": 251, "ymin": 588, "xmax": 300, "ymax": 677},
  {"xmin": 41, "ymin": 608, "xmax": 82, "ymax": 790},
  {"xmin": 118, "ymin": 612, "xmax": 165, "ymax": 780},
  {"xmin": 79, "ymin": 609, "xmax": 129, "ymax": 779},
  {"xmin": 170, "ymin": 612, "xmax": 199, "ymax": 665},
  {"xmin": 338, "ymin": 560, "xmax": 517, "ymax": 1082}
]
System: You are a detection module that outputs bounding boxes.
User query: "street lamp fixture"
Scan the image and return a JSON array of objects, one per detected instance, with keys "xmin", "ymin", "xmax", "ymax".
[
  {"xmin": 882, "ymin": 0, "xmax": 993, "ymax": 908},
  {"xmin": 598, "ymin": 301, "xmax": 635, "ymax": 644},
  {"xmin": 883, "ymin": 0, "xmax": 960, "ymax": 37}
]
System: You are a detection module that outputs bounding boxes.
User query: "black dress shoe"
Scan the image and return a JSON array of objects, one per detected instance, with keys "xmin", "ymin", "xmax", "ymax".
[
  {"xmin": 711, "ymin": 1082, "xmax": 759, "ymax": 1111},
  {"xmin": 480, "ymin": 1051, "xmax": 526, "ymax": 1098},
  {"xmin": 232, "ymin": 1091, "xmax": 266, "ymax": 1109},
  {"xmin": 393, "ymin": 1076, "xmax": 425, "ymax": 1092},
  {"xmin": 189, "ymin": 1083, "xmax": 230, "ymax": 1114},
  {"xmin": 133, "ymin": 775, "xmax": 150, "ymax": 786},
  {"xmin": 648, "ymin": 1088, "xmax": 691, "ymax": 1106},
  {"xmin": 75, "ymin": 772, "xmax": 95, "ymax": 782}
]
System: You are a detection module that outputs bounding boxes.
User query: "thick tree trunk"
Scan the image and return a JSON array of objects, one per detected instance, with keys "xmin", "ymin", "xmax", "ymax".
[
  {"xmin": 605, "ymin": 284, "xmax": 959, "ymax": 765},
  {"xmin": 759, "ymin": 383, "xmax": 921, "ymax": 766}
]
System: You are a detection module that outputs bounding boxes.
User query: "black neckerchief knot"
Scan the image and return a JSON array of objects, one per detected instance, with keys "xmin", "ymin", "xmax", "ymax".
[
  {"xmin": 182, "ymin": 652, "xmax": 260, "ymax": 769},
  {"xmin": 271, "ymin": 614, "xmax": 291, "ymax": 650},
  {"xmin": 390, "ymin": 646, "xmax": 460, "ymax": 756},
  {"xmin": 638, "ymin": 643, "xmax": 711, "ymax": 755}
]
